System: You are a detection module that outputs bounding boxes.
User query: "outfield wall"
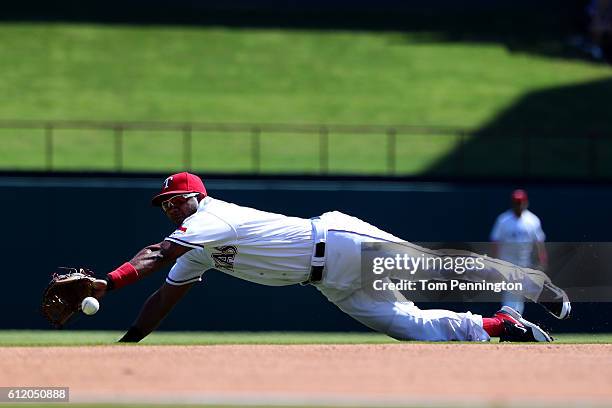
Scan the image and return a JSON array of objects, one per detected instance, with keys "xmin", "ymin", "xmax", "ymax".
[{"xmin": 1, "ymin": 173, "xmax": 610, "ymax": 333}]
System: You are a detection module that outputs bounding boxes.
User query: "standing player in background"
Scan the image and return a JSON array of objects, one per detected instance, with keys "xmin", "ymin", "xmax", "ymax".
[
  {"xmin": 490, "ymin": 189, "xmax": 548, "ymax": 314},
  {"xmin": 88, "ymin": 173, "xmax": 570, "ymax": 343}
]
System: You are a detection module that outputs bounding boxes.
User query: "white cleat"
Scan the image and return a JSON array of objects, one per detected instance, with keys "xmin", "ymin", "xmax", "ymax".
[{"xmin": 497, "ymin": 306, "xmax": 553, "ymax": 342}]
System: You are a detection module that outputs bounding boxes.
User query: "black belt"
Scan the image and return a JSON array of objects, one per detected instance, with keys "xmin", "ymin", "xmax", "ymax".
[{"xmin": 303, "ymin": 242, "xmax": 326, "ymax": 284}]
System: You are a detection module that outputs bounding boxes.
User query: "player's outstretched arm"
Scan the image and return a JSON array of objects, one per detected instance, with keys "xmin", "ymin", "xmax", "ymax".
[
  {"xmin": 129, "ymin": 240, "xmax": 192, "ymax": 277},
  {"xmin": 94, "ymin": 240, "xmax": 192, "ymax": 297},
  {"xmin": 118, "ymin": 282, "xmax": 195, "ymax": 343}
]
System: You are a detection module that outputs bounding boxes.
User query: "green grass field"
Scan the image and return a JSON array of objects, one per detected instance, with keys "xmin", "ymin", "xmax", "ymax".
[
  {"xmin": 0, "ymin": 330, "xmax": 610, "ymax": 346},
  {"xmin": 1, "ymin": 23, "xmax": 611, "ymax": 175}
]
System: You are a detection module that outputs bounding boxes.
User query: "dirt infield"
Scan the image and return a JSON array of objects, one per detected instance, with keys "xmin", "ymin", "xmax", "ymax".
[{"xmin": 1, "ymin": 344, "xmax": 611, "ymax": 406}]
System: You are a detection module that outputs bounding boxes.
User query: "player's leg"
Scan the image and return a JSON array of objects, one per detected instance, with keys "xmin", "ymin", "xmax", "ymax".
[
  {"xmin": 317, "ymin": 226, "xmax": 552, "ymax": 341},
  {"xmin": 318, "ymin": 211, "xmax": 566, "ymax": 316},
  {"xmin": 384, "ymin": 242, "xmax": 570, "ymax": 319},
  {"xmin": 383, "ymin": 242, "xmax": 545, "ymax": 302},
  {"xmin": 317, "ymin": 280, "xmax": 490, "ymax": 341},
  {"xmin": 318, "ymin": 228, "xmax": 488, "ymax": 341},
  {"xmin": 317, "ymin": 282, "xmax": 552, "ymax": 342}
]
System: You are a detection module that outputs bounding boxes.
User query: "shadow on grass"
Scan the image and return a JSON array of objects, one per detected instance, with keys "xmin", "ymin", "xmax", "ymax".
[
  {"xmin": 1, "ymin": 0, "xmax": 594, "ymax": 62},
  {"xmin": 425, "ymin": 78, "xmax": 612, "ymax": 179}
]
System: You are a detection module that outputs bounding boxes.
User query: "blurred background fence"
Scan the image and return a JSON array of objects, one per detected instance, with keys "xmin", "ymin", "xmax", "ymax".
[{"xmin": 1, "ymin": 120, "xmax": 610, "ymax": 179}]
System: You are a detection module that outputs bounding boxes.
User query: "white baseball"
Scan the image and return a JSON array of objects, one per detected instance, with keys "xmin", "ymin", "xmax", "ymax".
[{"xmin": 81, "ymin": 297, "xmax": 100, "ymax": 315}]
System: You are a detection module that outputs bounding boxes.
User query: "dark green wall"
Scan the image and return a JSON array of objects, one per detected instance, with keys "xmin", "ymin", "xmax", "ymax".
[{"xmin": 2, "ymin": 174, "xmax": 610, "ymax": 333}]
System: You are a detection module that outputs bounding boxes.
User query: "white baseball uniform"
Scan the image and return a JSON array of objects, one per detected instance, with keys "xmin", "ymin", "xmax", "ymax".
[
  {"xmin": 164, "ymin": 197, "xmax": 549, "ymax": 341},
  {"xmin": 490, "ymin": 209, "xmax": 546, "ymax": 312}
]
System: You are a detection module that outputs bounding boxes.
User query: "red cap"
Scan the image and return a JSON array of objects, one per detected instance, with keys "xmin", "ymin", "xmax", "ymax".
[
  {"xmin": 151, "ymin": 172, "xmax": 207, "ymax": 206},
  {"xmin": 511, "ymin": 189, "xmax": 528, "ymax": 202}
]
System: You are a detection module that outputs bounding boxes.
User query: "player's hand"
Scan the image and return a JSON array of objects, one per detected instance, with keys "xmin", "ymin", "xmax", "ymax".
[{"xmin": 92, "ymin": 279, "xmax": 108, "ymax": 299}]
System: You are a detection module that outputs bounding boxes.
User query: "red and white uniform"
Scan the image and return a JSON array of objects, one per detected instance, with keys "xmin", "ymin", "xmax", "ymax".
[
  {"xmin": 166, "ymin": 197, "xmax": 312, "ymax": 286},
  {"xmin": 165, "ymin": 197, "xmax": 491, "ymax": 342},
  {"xmin": 490, "ymin": 209, "xmax": 546, "ymax": 313},
  {"xmin": 490, "ymin": 209, "xmax": 545, "ymax": 268}
]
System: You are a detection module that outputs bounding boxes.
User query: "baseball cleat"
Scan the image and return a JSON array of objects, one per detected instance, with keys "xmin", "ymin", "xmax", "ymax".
[
  {"xmin": 537, "ymin": 282, "xmax": 571, "ymax": 320},
  {"xmin": 497, "ymin": 306, "xmax": 553, "ymax": 342}
]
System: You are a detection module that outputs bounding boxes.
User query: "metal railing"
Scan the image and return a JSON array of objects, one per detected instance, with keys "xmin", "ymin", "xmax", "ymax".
[{"xmin": 0, "ymin": 120, "xmax": 609, "ymax": 178}]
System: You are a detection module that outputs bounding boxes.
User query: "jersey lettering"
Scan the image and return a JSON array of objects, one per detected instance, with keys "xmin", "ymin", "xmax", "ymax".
[{"xmin": 212, "ymin": 245, "xmax": 238, "ymax": 271}]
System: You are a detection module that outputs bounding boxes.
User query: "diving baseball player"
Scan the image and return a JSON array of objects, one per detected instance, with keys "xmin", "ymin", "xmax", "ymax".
[{"xmin": 90, "ymin": 172, "xmax": 570, "ymax": 343}]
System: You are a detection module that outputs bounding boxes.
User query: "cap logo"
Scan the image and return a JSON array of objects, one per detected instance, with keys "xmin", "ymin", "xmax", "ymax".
[{"xmin": 163, "ymin": 176, "xmax": 173, "ymax": 190}]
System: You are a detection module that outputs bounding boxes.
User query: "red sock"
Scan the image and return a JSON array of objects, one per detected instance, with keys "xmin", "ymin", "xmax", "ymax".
[
  {"xmin": 483, "ymin": 311, "xmax": 520, "ymax": 337},
  {"xmin": 482, "ymin": 316, "xmax": 504, "ymax": 337}
]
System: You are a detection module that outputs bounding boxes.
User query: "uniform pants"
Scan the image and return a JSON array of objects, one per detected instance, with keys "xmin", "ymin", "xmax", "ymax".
[
  {"xmin": 319, "ymin": 280, "xmax": 490, "ymax": 341},
  {"xmin": 314, "ymin": 212, "xmax": 551, "ymax": 341},
  {"xmin": 385, "ymin": 241, "xmax": 550, "ymax": 304}
]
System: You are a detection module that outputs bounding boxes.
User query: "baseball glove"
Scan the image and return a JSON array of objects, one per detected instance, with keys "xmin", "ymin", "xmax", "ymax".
[{"xmin": 41, "ymin": 268, "xmax": 97, "ymax": 328}]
